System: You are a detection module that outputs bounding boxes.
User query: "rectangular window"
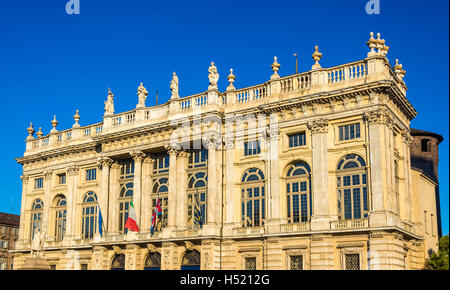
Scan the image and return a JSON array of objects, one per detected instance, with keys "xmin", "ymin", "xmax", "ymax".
[
  {"xmin": 81, "ymin": 264, "xmax": 88, "ymax": 270},
  {"xmin": 34, "ymin": 177, "xmax": 43, "ymax": 189},
  {"xmin": 58, "ymin": 173, "xmax": 66, "ymax": 185},
  {"xmin": 244, "ymin": 257, "xmax": 257, "ymax": 270},
  {"xmin": 339, "ymin": 123, "xmax": 361, "ymax": 141},
  {"xmin": 290, "ymin": 255, "xmax": 303, "ymax": 270},
  {"xmin": 86, "ymin": 169, "xmax": 97, "ymax": 181},
  {"xmin": 244, "ymin": 141, "xmax": 261, "ymax": 156},
  {"xmin": 288, "ymin": 132, "xmax": 306, "ymax": 148},
  {"xmin": 424, "ymin": 211, "xmax": 428, "ymax": 233},
  {"xmin": 345, "ymin": 254, "xmax": 360, "ymax": 270}
]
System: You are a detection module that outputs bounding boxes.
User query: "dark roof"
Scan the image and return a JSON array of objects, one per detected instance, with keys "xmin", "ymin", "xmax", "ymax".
[
  {"xmin": 411, "ymin": 128, "xmax": 444, "ymax": 143},
  {"xmin": 0, "ymin": 212, "xmax": 20, "ymax": 226}
]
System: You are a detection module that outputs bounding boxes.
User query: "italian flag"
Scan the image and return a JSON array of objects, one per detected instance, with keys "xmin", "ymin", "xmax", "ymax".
[{"xmin": 124, "ymin": 201, "xmax": 140, "ymax": 232}]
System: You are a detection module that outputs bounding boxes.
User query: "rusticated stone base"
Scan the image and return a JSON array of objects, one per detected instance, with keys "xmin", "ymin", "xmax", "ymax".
[{"xmin": 20, "ymin": 257, "xmax": 50, "ymax": 270}]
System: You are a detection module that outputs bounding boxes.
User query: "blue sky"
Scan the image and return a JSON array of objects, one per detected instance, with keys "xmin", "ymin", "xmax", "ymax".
[{"xmin": 0, "ymin": 0, "xmax": 448, "ymax": 234}]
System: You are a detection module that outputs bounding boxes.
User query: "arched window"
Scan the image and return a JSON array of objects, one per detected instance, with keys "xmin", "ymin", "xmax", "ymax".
[
  {"xmin": 118, "ymin": 182, "xmax": 133, "ymax": 234},
  {"xmin": 111, "ymin": 254, "xmax": 125, "ymax": 270},
  {"xmin": 241, "ymin": 168, "xmax": 266, "ymax": 227},
  {"xmin": 421, "ymin": 139, "xmax": 431, "ymax": 152},
  {"xmin": 181, "ymin": 250, "xmax": 201, "ymax": 270},
  {"xmin": 30, "ymin": 199, "xmax": 43, "ymax": 240},
  {"xmin": 152, "ymin": 177, "xmax": 169, "ymax": 229},
  {"xmin": 81, "ymin": 192, "xmax": 98, "ymax": 239},
  {"xmin": 144, "ymin": 252, "xmax": 161, "ymax": 270},
  {"xmin": 285, "ymin": 162, "xmax": 312, "ymax": 223},
  {"xmin": 53, "ymin": 195, "xmax": 67, "ymax": 241},
  {"xmin": 187, "ymin": 172, "xmax": 207, "ymax": 228},
  {"xmin": 336, "ymin": 154, "xmax": 368, "ymax": 220}
]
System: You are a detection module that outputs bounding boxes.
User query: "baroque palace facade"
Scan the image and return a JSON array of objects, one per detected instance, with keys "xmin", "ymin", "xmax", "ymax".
[{"xmin": 13, "ymin": 33, "xmax": 442, "ymax": 270}]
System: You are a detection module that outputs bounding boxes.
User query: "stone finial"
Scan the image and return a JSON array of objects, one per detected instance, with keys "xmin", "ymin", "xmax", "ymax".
[
  {"xmin": 271, "ymin": 56, "xmax": 281, "ymax": 79},
  {"xmin": 73, "ymin": 110, "xmax": 80, "ymax": 128},
  {"xmin": 27, "ymin": 122, "xmax": 35, "ymax": 140},
  {"xmin": 36, "ymin": 127, "xmax": 43, "ymax": 138},
  {"xmin": 393, "ymin": 59, "xmax": 406, "ymax": 80},
  {"xmin": 50, "ymin": 115, "xmax": 58, "ymax": 133},
  {"xmin": 311, "ymin": 46, "xmax": 322, "ymax": 69},
  {"xmin": 367, "ymin": 32, "xmax": 377, "ymax": 57},
  {"xmin": 227, "ymin": 68, "xmax": 236, "ymax": 91},
  {"xmin": 137, "ymin": 82, "xmax": 148, "ymax": 108}
]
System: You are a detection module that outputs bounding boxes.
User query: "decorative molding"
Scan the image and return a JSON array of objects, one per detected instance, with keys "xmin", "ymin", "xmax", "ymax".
[
  {"xmin": 130, "ymin": 150, "xmax": 146, "ymax": 162},
  {"xmin": 307, "ymin": 119, "xmax": 329, "ymax": 134}
]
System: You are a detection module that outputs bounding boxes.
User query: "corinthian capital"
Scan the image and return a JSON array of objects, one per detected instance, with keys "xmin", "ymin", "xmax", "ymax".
[
  {"xmin": 203, "ymin": 131, "xmax": 221, "ymax": 150},
  {"xmin": 44, "ymin": 170, "xmax": 53, "ymax": 180},
  {"xmin": 165, "ymin": 143, "xmax": 181, "ymax": 155},
  {"xmin": 401, "ymin": 130, "xmax": 413, "ymax": 146},
  {"xmin": 21, "ymin": 175, "xmax": 30, "ymax": 184},
  {"xmin": 130, "ymin": 150, "xmax": 146, "ymax": 162},
  {"xmin": 97, "ymin": 156, "xmax": 114, "ymax": 169},
  {"xmin": 67, "ymin": 165, "xmax": 80, "ymax": 176},
  {"xmin": 363, "ymin": 108, "xmax": 393, "ymax": 125},
  {"xmin": 307, "ymin": 119, "xmax": 329, "ymax": 134}
]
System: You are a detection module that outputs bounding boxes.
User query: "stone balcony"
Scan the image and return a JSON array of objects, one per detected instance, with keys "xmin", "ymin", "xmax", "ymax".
[
  {"xmin": 20, "ymin": 53, "xmax": 413, "ymax": 160},
  {"xmin": 330, "ymin": 218, "xmax": 369, "ymax": 230}
]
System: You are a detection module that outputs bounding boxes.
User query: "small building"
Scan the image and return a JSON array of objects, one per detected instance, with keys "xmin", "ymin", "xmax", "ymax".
[{"xmin": 0, "ymin": 213, "xmax": 20, "ymax": 270}]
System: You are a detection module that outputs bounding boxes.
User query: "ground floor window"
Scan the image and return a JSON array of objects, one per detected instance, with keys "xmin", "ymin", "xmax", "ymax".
[
  {"xmin": 289, "ymin": 255, "xmax": 303, "ymax": 270},
  {"xmin": 344, "ymin": 254, "xmax": 360, "ymax": 270},
  {"xmin": 144, "ymin": 252, "xmax": 161, "ymax": 270},
  {"xmin": 181, "ymin": 250, "xmax": 201, "ymax": 270},
  {"xmin": 245, "ymin": 257, "xmax": 257, "ymax": 270}
]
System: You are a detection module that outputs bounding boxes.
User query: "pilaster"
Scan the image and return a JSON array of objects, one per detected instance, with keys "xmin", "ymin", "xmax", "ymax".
[{"xmin": 131, "ymin": 150, "xmax": 146, "ymax": 227}]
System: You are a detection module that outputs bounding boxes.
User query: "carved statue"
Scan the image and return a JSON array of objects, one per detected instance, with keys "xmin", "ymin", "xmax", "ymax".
[
  {"xmin": 104, "ymin": 88, "xmax": 115, "ymax": 116},
  {"xmin": 137, "ymin": 82, "xmax": 148, "ymax": 108},
  {"xmin": 31, "ymin": 227, "xmax": 45, "ymax": 257},
  {"xmin": 208, "ymin": 62, "xmax": 219, "ymax": 90},
  {"xmin": 170, "ymin": 72, "xmax": 179, "ymax": 99}
]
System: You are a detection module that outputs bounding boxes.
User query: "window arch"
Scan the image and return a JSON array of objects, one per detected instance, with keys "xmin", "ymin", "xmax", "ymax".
[
  {"xmin": 241, "ymin": 168, "xmax": 266, "ymax": 227},
  {"xmin": 81, "ymin": 192, "xmax": 98, "ymax": 239},
  {"xmin": 30, "ymin": 199, "xmax": 44, "ymax": 240},
  {"xmin": 421, "ymin": 139, "xmax": 431, "ymax": 152},
  {"xmin": 187, "ymin": 172, "xmax": 207, "ymax": 228},
  {"xmin": 285, "ymin": 162, "xmax": 312, "ymax": 223},
  {"xmin": 144, "ymin": 252, "xmax": 161, "ymax": 270},
  {"xmin": 336, "ymin": 154, "xmax": 368, "ymax": 220},
  {"xmin": 181, "ymin": 250, "xmax": 201, "ymax": 270},
  {"xmin": 111, "ymin": 254, "xmax": 125, "ymax": 270},
  {"xmin": 53, "ymin": 195, "xmax": 67, "ymax": 241},
  {"xmin": 118, "ymin": 182, "xmax": 133, "ymax": 234}
]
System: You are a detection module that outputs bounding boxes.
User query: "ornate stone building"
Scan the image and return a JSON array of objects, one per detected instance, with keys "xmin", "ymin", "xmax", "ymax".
[{"xmin": 13, "ymin": 33, "xmax": 442, "ymax": 270}]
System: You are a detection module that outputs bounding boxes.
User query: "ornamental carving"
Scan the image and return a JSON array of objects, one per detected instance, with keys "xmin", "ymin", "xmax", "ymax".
[
  {"xmin": 97, "ymin": 156, "xmax": 114, "ymax": 169},
  {"xmin": 164, "ymin": 143, "xmax": 181, "ymax": 155},
  {"xmin": 363, "ymin": 108, "xmax": 393, "ymax": 126},
  {"xmin": 307, "ymin": 119, "xmax": 329, "ymax": 134},
  {"xmin": 67, "ymin": 165, "xmax": 80, "ymax": 176},
  {"xmin": 130, "ymin": 150, "xmax": 146, "ymax": 162},
  {"xmin": 224, "ymin": 137, "xmax": 235, "ymax": 150},
  {"xmin": 265, "ymin": 127, "xmax": 280, "ymax": 142},
  {"xmin": 401, "ymin": 130, "xmax": 413, "ymax": 146},
  {"xmin": 21, "ymin": 175, "xmax": 30, "ymax": 183},
  {"xmin": 44, "ymin": 170, "xmax": 53, "ymax": 180},
  {"xmin": 203, "ymin": 131, "xmax": 221, "ymax": 149},
  {"xmin": 178, "ymin": 150, "xmax": 190, "ymax": 159}
]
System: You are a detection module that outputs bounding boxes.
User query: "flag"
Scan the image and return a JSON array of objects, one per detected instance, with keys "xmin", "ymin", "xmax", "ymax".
[
  {"xmin": 193, "ymin": 191, "xmax": 204, "ymax": 228},
  {"xmin": 124, "ymin": 201, "xmax": 140, "ymax": 232},
  {"xmin": 150, "ymin": 196, "xmax": 162, "ymax": 236},
  {"xmin": 98, "ymin": 205, "xmax": 103, "ymax": 237}
]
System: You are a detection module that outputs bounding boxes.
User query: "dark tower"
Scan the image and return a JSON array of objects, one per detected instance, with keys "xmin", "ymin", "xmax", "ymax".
[{"xmin": 410, "ymin": 128, "xmax": 444, "ymax": 237}]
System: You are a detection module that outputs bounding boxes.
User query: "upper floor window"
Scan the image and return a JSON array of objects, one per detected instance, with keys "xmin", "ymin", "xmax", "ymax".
[
  {"xmin": 86, "ymin": 168, "xmax": 97, "ymax": 181},
  {"xmin": 288, "ymin": 132, "xmax": 306, "ymax": 148},
  {"xmin": 30, "ymin": 199, "xmax": 44, "ymax": 240},
  {"xmin": 34, "ymin": 177, "xmax": 43, "ymax": 189},
  {"xmin": 81, "ymin": 192, "xmax": 98, "ymax": 239},
  {"xmin": 188, "ymin": 149, "xmax": 207, "ymax": 168},
  {"xmin": 336, "ymin": 154, "xmax": 368, "ymax": 220},
  {"xmin": 421, "ymin": 139, "xmax": 431, "ymax": 152},
  {"xmin": 118, "ymin": 183, "xmax": 133, "ymax": 234},
  {"xmin": 53, "ymin": 195, "xmax": 67, "ymax": 241},
  {"xmin": 286, "ymin": 162, "xmax": 312, "ymax": 223},
  {"xmin": 241, "ymin": 168, "xmax": 265, "ymax": 227},
  {"xmin": 58, "ymin": 174, "xmax": 66, "ymax": 185},
  {"xmin": 120, "ymin": 160, "xmax": 135, "ymax": 179},
  {"xmin": 187, "ymin": 172, "xmax": 207, "ymax": 228},
  {"xmin": 153, "ymin": 155, "xmax": 170, "ymax": 174},
  {"xmin": 339, "ymin": 123, "xmax": 361, "ymax": 141},
  {"xmin": 244, "ymin": 140, "xmax": 261, "ymax": 156}
]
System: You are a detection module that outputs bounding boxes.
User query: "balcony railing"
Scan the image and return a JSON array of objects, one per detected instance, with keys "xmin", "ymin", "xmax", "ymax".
[
  {"xmin": 173, "ymin": 228, "xmax": 201, "ymax": 238},
  {"xmin": 233, "ymin": 226, "xmax": 265, "ymax": 236},
  {"xmin": 280, "ymin": 222, "xmax": 310, "ymax": 233},
  {"xmin": 330, "ymin": 218, "xmax": 369, "ymax": 230}
]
